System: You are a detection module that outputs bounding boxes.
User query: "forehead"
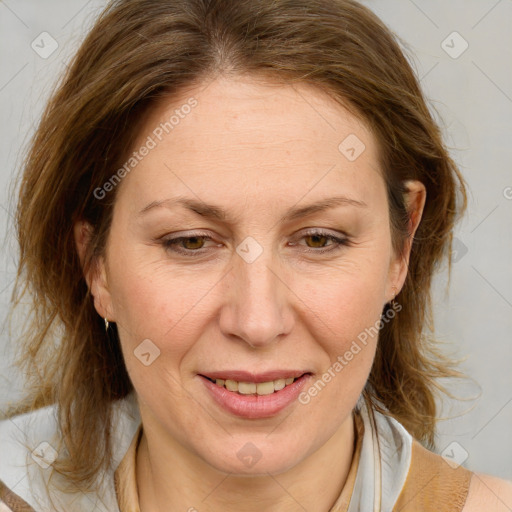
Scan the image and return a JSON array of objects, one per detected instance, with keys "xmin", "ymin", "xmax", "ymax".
[{"xmin": 115, "ymin": 75, "xmax": 384, "ymax": 214}]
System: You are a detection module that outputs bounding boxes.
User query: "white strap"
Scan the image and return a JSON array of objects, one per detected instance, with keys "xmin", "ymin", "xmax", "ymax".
[{"xmin": 347, "ymin": 396, "xmax": 413, "ymax": 512}]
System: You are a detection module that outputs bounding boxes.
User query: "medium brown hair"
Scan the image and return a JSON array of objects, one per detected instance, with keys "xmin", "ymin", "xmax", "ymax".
[{"xmin": 7, "ymin": 0, "xmax": 466, "ymax": 491}]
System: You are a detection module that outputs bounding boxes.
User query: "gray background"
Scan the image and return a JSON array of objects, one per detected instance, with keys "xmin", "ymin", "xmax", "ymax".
[{"xmin": 0, "ymin": 0, "xmax": 511, "ymax": 479}]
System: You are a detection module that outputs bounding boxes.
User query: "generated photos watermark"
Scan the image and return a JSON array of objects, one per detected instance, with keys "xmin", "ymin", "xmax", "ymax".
[
  {"xmin": 299, "ymin": 300, "xmax": 402, "ymax": 405},
  {"xmin": 94, "ymin": 97, "xmax": 198, "ymax": 200}
]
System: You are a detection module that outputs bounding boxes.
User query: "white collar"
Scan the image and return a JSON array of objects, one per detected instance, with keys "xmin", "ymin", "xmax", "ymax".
[
  {"xmin": 348, "ymin": 396, "xmax": 412, "ymax": 511},
  {"xmin": 0, "ymin": 392, "xmax": 140, "ymax": 511}
]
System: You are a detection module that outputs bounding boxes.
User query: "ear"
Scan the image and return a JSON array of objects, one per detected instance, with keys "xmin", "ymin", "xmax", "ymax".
[
  {"xmin": 386, "ymin": 179, "xmax": 426, "ymax": 302},
  {"xmin": 73, "ymin": 219, "xmax": 115, "ymax": 321}
]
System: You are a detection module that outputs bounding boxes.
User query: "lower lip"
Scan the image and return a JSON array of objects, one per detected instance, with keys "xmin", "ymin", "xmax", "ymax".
[{"xmin": 199, "ymin": 374, "xmax": 312, "ymax": 419}]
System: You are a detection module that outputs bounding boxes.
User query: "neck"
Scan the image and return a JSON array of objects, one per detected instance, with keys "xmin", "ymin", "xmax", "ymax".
[{"xmin": 136, "ymin": 414, "xmax": 356, "ymax": 512}]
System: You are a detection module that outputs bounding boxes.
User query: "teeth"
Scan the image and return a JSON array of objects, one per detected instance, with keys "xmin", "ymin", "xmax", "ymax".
[
  {"xmin": 256, "ymin": 381, "xmax": 275, "ymax": 395},
  {"xmin": 274, "ymin": 379, "xmax": 286, "ymax": 391},
  {"xmin": 225, "ymin": 379, "xmax": 238, "ymax": 392},
  {"xmin": 213, "ymin": 376, "xmax": 301, "ymax": 395},
  {"xmin": 238, "ymin": 382, "xmax": 256, "ymax": 394}
]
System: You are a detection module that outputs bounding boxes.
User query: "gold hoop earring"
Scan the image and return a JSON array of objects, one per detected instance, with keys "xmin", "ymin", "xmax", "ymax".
[{"xmin": 104, "ymin": 317, "xmax": 118, "ymax": 346}]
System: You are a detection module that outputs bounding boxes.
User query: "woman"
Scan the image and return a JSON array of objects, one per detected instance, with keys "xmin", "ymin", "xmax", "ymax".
[{"xmin": 0, "ymin": 0, "xmax": 510, "ymax": 510}]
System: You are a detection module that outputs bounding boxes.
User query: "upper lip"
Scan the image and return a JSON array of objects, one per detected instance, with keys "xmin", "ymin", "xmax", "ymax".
[{"xmin": 200, "ymin": 370, "xmax": 311, "ymax": 383}]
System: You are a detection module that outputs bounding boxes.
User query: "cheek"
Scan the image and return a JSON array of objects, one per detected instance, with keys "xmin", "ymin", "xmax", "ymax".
[
  {"xmin": 296, "ymin": 249, "xmax": 390, "ymax": 401},
  {"xmin": 301, "ymin": 257, "xmax": 389, "ymax": 342},
  {"xmin": 297, "ymin": 276, "xmax": 385, "ymax": 416},
  {"xmin": 109, "ymin": 254, "xmax": 221, "ymax": 358},
  {"xmin": 110, "ymin": 265, "xmax": 211, "ymax": 406}
]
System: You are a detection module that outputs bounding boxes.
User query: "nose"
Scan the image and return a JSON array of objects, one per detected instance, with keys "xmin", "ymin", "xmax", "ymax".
[{"xmin": 218, "ymin": 247, "xmax": 294, "ymax": 349}]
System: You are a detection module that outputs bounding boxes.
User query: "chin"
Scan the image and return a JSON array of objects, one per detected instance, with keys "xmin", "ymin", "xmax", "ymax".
[{"xmin": 200, "ymin": 438, "xmax": 307, "ymax": 476}]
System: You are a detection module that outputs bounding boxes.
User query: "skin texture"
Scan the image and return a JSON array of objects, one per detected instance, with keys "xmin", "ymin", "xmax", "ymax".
[
  {"xmin": 462, "ymin": 474, "xmax": 512, "ymax": 512},
  {"xmin": 75, "ymin": 75, "xmax": 427, "ymax": 511}
]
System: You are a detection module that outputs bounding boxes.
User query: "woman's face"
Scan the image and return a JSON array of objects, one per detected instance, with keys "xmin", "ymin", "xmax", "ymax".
[{"xmin": 81, "ymin": 75, "xmax": 418, "ymax": 475}]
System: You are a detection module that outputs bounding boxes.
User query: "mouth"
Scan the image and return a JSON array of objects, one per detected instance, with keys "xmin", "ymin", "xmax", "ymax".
[
  {"xmin": 198, "ymin": 371, "xmax": 313, "ymax": 419},
  {"xmin": 199, "ymin": 371, "xmax": 312, "ymax": 396}
]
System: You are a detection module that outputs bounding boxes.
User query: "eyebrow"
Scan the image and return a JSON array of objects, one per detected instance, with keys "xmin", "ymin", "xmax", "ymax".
[{"xmin": 137, "ymin": 195, "xmax": 367, "ymax": 222}]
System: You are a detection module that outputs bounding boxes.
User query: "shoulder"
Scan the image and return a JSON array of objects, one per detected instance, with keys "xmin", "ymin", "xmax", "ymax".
[
  {"xmin": 393, "ymin": 439, "xmax": 473, "ymax": 511},
  {"xmin": 462, "ymin": 473, "xmax": 512, "ymax": 512},
  {"xmin": 0, "ymin": 480, "xmax": 35, "ymax": 511},
  {"xmin": 0, "ymin": 402, "xmax": 60, "ymax": 471},
  {"xmin": 0, "ymin": 403, "xmax": 60, "ymax": 472},
  {"xmin": 0, "ymin": 393, "xmax": 142, "ymax": 512},
  {"xmin": 0, "ymin": 404, "xmax": 60, "ymax": 511}
]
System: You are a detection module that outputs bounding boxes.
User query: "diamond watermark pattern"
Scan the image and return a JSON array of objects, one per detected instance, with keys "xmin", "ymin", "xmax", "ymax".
[
  {"xmin": 31, "ymin": 441, "xmax": 58, "ymax": 469},
  {"xmin": 134, "ymin": 338, "xmax": 161, "ymax": 366},
  {"xmin": 31, "ymin": 32, "xmax": 59, "ymax": 59},
  {"xmin": 236, "ymin": 236, "xmax": 263, "ymax": 264},
  {"xmin": 237, "ymin": 442, "xmax": 262, "ymax": 468},
  {"xmin": 441, "ymin": 31, "xmax": 469, "ymax": 59},
  {"xmin": 441, "ymin": 441, "xmax": 469, "ymax": 469},
  {"xmin": 338, "ymin": 134, "xmax": 366, "ymax": 162},
  {"xmin": 451, "ymin": 237, "xmax": 469, "ymax": 263}
]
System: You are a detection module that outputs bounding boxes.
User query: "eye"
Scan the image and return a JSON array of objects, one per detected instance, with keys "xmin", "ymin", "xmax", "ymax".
[
  {"xmin": 159, "ymin": 229, "xmax": 350, "ymax": 257},
  {"xmin": 291, "ymin": 229, "xmax": 349, "ymax": 254},
  {"xmin": 160, "ymin": 231, "xmax": 219, "ymax": 256}
]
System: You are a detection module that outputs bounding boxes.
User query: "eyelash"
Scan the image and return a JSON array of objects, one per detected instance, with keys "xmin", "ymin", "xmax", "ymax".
[{"xmin": 160, "ymin": 229, "xmax": 350, "ymax": 257}]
